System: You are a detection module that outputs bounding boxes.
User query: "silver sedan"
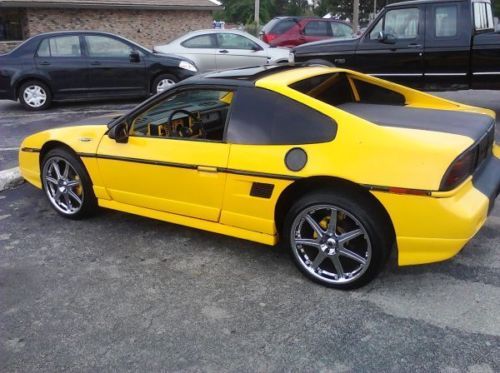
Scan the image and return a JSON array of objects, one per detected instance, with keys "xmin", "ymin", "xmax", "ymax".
[{"xmin": 154, "ymin": 29, "xmax": 290, "ymax": 73}]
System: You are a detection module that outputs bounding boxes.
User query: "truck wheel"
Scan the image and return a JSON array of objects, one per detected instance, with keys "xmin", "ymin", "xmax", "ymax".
[
  {"xmin": 283, "ymin": 190, "xmax": 389, "ymax": 289},
  {"xmin": 19, "ymin": 80, "xmax": 52, "ymax": 111}
]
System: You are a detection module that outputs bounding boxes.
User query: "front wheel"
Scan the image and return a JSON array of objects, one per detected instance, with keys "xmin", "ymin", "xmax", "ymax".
[
  {"xmin": 152, "ymin": 74, "xmax": 178, "ymax": 95},
  {"xmin": 283, "ymin": 190, "xmax": 389, "ymax": 289},
  {"xmin": 41, "ymin": 148, "xmax": 98, "ymax": 219}
]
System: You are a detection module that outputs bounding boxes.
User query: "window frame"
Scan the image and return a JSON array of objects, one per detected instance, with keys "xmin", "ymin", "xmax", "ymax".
[
  {"xmin": 0, "ymin": 10, "xmax": 23, "ymax": 41},
  {"xmin": 126, "ymin": 84, "xmax": 238, "ymax": 144},
  {"xmin": 433, "ymin": 4, "xmax": 459, "ymax": 39},
  {"xmin": 35, "ymin": 35, "xmax": 83, "ymax": 58},
  {"xmin": 83, "ymin": 34, "xmax": 134, "ymax": 59},
  {"xmin": 367, "ymin": 6, "xmax": 421, "ymax": 41}
]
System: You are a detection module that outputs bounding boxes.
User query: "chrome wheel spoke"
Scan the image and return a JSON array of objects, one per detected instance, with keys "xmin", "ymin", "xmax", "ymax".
[
  {"xmin": 52, "ymin": 161, "xmax": 62, "ymax": 179},
  {"xmin": 295, "ymin": 238, "xmax": 321, "ymax": 249},
  {"xmin": 305, "ymin": 215, "xmax": 324, "ymax": 239},
  {"xmin": 330, "ymin": 256, "xmax": 345, "ymax": 279},
  {"xmin": 310, "ymin": 251, "xmax": 327, "ymax": 270},
  {"xmin": 339, "ymin": 248, "xmax": 367, "ymax": 265},
  {"xmin": 339, "ymin": 229, "xmax": 363, "ymax": 245},
  {"xmin": 326, "ymin": 208, "xmax": 338, "ymax": 235},
  {"xmin": 63, "ymin": 193, "xmax": 72, "ymax": 210},
  {"xmin": 68, "ymin": 190, "xmax": 82, "ymax": 206},
  {"xmin": 62, "ymin": 162, "xmax": 69, "ymax": 178},
  {"xmin": 66, "ymin": 180, "xmax": 80, "ymax": 188},
  {"xmin": 45, "ymin": 176, "xmax": 58, "ymax": 185}
]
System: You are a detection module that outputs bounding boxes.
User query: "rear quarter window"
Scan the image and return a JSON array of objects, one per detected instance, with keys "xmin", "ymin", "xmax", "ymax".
[{"xmin": 227, "ymin": 87, "xmax": 336, "ymax": 145}]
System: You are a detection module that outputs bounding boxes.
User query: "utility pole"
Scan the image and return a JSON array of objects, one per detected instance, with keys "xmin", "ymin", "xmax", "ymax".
[
  {"xmin": 255, "ymin": 0, "xmax": 260, "ymax": 27},
  {"xmin": 353, "ymin": 0, "xmax": 359, "ymax": 33}
]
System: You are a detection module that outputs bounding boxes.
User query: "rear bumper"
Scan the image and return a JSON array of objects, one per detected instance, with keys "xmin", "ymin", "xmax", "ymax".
[{"xmin": 372, "ymin": 151, "xmax": 499, "ymax": 266}]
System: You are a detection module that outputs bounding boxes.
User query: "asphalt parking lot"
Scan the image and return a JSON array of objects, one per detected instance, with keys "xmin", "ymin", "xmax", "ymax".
[{"xmin": 1, "ymin": 93, "xmax": 500, "ymax": 371}]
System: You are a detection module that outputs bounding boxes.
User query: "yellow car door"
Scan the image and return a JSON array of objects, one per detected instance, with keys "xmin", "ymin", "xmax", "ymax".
[{"xmin": 97, "ymin": 88, "xmax": 234, "ymax": 222}]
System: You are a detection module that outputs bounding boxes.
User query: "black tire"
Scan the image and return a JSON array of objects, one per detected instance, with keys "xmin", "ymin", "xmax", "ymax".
[
  {"xmin": 18, "ymin": 80, "xmax": 52, "ymax": 111},
  {"xmin": 41, "ymin": 148, "xmax": 98, "ymax": 220},
  {"xmin": 305, "ymin": 59, "xmax": 334, "ymax": 67},
  {"xmin": 152, "ymin": 73, "xmax": 179, "ymax": 95},
  {"xmin": 283, "ymin": 189, "xmax": 391, "ymax": 290}
]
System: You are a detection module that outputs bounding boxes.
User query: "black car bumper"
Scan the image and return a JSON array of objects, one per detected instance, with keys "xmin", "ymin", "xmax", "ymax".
[{"xmin": 473, "ymin": 153, "xmax": 500, "ymax": 213}]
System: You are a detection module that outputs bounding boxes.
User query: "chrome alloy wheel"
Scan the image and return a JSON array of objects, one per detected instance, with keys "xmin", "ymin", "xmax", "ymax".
[
  {"xmin": 23, "ymin": 85, "xmax": 47, "ymax": 108},
  {"xmin": 42, "ymin": 157, "xmax": 84, "ymax": 215},
  {"xmin": 291, "ymin": 204, "xmax": 372, "ymax": 285},
  {"xmin": 156, "ymin": 79, "xmax": 176, "ymax": 93}
]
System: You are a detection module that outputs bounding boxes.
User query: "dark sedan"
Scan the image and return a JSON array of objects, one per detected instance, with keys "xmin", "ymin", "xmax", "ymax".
[{"xmin": 0, "ymin": 31, "xmax": 198, "ymax": 110}]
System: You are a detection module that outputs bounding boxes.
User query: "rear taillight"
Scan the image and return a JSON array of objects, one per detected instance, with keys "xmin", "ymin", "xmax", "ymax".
[
  {"xmin": 263, "ymin": 33, "xmax": 277, "ymax": 43},
  {"xmin": 440, "ymin": 125, "xmax": 495, "ymax": 191},
  {"xmin": 440, "ymin": 149, "xmax": 476, "ymax": 191}
]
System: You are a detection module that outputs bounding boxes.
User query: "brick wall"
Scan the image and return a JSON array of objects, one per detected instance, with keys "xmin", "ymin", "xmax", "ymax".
[
  {"xmin": 24, "ymin": 8, "xmax": 213, "ymax": 49},
  {"xmin": 0, "ymin": 41, "xmax": 21, "ymax": 54}
]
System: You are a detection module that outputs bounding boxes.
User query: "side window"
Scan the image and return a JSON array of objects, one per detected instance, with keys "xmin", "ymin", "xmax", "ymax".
[
  {"xmin": 370, "ymin": 8, "xmax": 419, "ymax": 40},
  {"xmin": 182, "ymin": 34, "xmax": 216, "ymax": 48},
  {"xmin": 331, "ymin": 23, "xmax": 352, "ymax": 38},
  {"xmin": 270, "ymin": 19, "xmax": 296, "ymax": 34},
  {"xmin": 435, "ymin": 5, "xmax": 458, "ymax": 37},
  {"xmin": 227, "ymin": 87, "xmax": 336, "ymax": 145},
  {"xmin": 304, "ymin": 21, "xmax": 331, "ymax": 37},
  {"xmin": 369, "ymin": 17, "xmax": 383, "ymax": 40},
  {"xmin": 217, "ymin": 33, "xmax": 258, "ymax": 50},
  {"xmin": 37, "ymin": 39, "xmax": 50, "ymax": 57},
  {"xmin": 474, "ymin": 2, "xmax": 494, "ymax": 30},
  {"xmin": 130, "ymin": 89, "xmax": 233, "ymax": 141},
  {"xmin": 38, "ymin": 36, "xmax": 81, "ymax": 57},
  {"xmin": 86, "ymin": 36, "xmax": 132, "ymax": 58}
]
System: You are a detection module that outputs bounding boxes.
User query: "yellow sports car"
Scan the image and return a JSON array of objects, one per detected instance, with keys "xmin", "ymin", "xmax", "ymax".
[{"xmin": 19, "ymin": 66, "xmax": 500, "ymax": 289}]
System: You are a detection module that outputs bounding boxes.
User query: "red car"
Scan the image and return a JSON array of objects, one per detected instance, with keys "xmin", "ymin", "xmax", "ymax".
[{"xmin": 260, "ymin": 17, "xmax": 353, "ymax": 48}]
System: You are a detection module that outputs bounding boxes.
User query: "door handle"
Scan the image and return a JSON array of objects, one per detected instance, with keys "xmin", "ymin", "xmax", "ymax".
[
  {"xmin": 408, "ymin": 43, "xmax": 422, "ymax": 48},
  {"xmin": 39, "ymin": 61, "xmax": 50, "ymax": 66},
  {"xmin": 197, "ymin": 166, "xmax": 218, "ymax": 173},
  {"xmin": 90, "ymin": 61, "xmax": 102, "ymax": 65},
  {"xmin": 218, "ymin": 49, "xmax": 229, "ymax": 54}
]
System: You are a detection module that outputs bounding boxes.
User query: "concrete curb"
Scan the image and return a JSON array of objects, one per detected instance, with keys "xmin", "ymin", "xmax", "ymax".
[{"xmin": 0, "ymin": 167, "xmax": 24, "ymax": 192}]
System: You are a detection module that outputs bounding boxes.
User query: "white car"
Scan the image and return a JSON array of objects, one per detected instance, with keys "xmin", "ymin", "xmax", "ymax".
[{"xmin": 154, "ymin": 29, "xmax": 290, "ymax": 73}]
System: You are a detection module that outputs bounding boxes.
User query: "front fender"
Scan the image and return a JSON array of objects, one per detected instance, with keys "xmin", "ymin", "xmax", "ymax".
[{"xmin": 19, "ymin": 125, "xmax": 108, "ymax": 188}]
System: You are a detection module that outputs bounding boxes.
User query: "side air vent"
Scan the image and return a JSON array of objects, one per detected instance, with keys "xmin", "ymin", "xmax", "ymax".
[{"xmin": 250, "ymin": 182, "xmax": 274, "ymax": 199}]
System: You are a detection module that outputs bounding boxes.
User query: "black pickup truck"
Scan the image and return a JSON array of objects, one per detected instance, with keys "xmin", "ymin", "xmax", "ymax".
[{"xmin": 291, "ymin": 0, "xmax": 500, "ymax": 90}]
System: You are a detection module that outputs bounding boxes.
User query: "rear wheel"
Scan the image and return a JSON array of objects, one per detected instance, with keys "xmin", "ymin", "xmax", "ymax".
[
  {"xmin": 19, "ymin": 80, "xmax": 52, "ymax": 111},
  {"xmin": 283, "ymin": 190, "xmax": 389, "ymax": 289},
  {"xmin": 41, "ymin": 148, "xmax": 98, "ymax": 219}
]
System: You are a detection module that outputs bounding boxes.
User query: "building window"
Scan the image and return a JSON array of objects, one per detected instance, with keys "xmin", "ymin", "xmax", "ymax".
[{"xmin": 0, "ymin": 10, "xmax": 23, "ymax": 41}]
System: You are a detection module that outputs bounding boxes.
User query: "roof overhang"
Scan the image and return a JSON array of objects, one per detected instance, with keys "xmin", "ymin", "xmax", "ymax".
[{"xmin": 0, "ymin": 1, "xmax": 222, "ymax": 11}]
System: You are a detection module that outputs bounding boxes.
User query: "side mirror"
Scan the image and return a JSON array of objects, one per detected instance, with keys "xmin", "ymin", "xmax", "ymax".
[
  {"xmin": 378, "ymin": 31, "xmax": 396, "ymax": 44},
  {"xmin": 129, "ymin": 50, "xmax": 140, "ymax": 63},
  {"xmin": 108, "ymin": 122, "xmax": 129, "ymax": 143},
  {"xmin": 251, "ymin": 44, "xmax": 263, "ymax": 52}
]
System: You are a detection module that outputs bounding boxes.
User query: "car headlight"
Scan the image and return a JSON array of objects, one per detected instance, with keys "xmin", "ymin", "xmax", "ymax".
[
  {"xmin": 179, "ymin": 61, "xmax": 197, "ymax": 72},
  {"xmin": 288, "ymin": 51, "xmax": 295, "ymax": 64}
]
